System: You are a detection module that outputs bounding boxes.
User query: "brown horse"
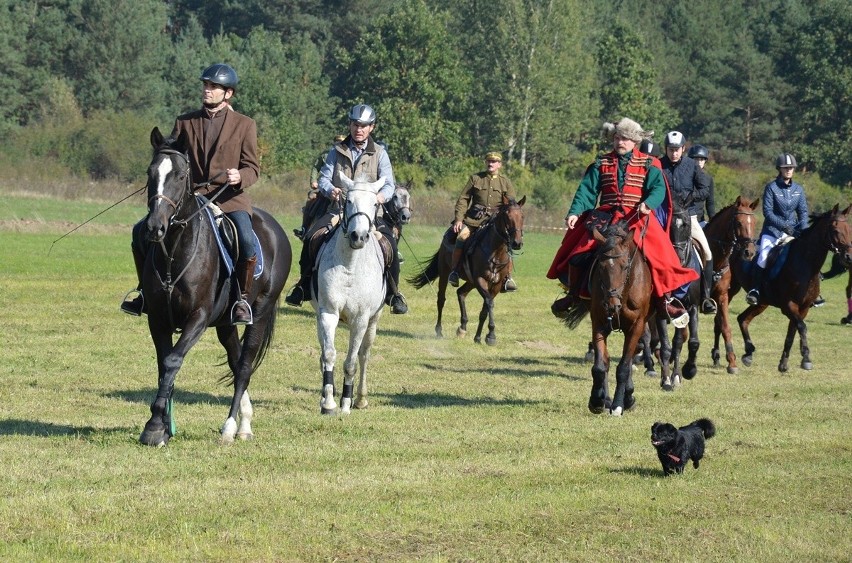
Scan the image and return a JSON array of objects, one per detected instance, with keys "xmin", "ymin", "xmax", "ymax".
[
  {"xmin": 563, "ymin": 218, "xmax": 653, "ymax": 415},
  {"xmin": 409, "ymin": 195, "xmax": 525, "ymax": 345},
  {"xmin": 739, "ymin": 204, "xmax": 852, "ymax": 371},
  {"xmin": 703, "ymin": 196, "xmax": 759, "ymax": 374}
]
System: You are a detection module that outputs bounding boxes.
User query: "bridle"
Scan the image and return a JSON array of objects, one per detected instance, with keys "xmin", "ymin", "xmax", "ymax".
[
  {"xmin": 596, "ymin": 216, "xmax": 645, "ymax": 332},
  {"xmin": 341, "ymin": 187, "xmax": 380, "ymax": 236},
  {"xmin": 382, "ymin": 188, "xmax": 411, "ymax": 228},
  {"xmin": 493, "ymin": 203, "xmax": 523, "ymax": 250}
]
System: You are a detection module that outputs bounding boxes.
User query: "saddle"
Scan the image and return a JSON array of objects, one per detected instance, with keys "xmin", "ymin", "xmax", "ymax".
[{"xmin": 202, "ymin": 199, "xmax": 263, "ymax": 278}]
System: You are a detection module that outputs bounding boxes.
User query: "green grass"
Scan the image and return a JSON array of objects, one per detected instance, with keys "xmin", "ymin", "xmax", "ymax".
[{"xmin": 1, "ymin": 194, "xmax": 850, "ymax": 561}]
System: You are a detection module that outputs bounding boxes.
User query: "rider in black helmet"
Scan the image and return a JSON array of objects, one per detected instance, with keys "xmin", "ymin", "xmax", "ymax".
[{"xmin": 687, "ymin": 144, "xmax": 715, "ymax": 225}]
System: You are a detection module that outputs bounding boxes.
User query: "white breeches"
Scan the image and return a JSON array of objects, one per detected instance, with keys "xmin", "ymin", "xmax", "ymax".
[{"xmin": 691, "ymin": 215, "xmax": 712, "ymax": 262}]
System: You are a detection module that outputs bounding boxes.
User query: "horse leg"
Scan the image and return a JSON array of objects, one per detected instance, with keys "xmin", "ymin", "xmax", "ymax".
[
  {"xmin": 456, "ymin": 283, "xmax": 472, "ymax": 338},
  {"xmin": 611, "ymin": 325, "xmax": 642, "ymax": 416},
  {"xmin": 655, "ymin": 316, "xmax": 674, "ymax": 391},
  {"xmin": 215, "ymin": 325, "xmax": 247, "ymax": 443},
  {"xmin": 738, "ymin": 304, "xmax": 768, "ymax": 367},
  {"xmin": 354, "ymin": 314, "xmax": 380, "ymax": 410},
  {"xmin": 714, "ymin": 293, "xmax": 738, "ymax": 374},
  {"xmin": 798, "ymin": 316, "xmax": 813, "ymax": 370},
  {"xmin": 588, "ymin": 333, "xmax": 611, "ymax": 413},
  {"xmin": 221, "ymin": 317, "xmax": 273, "ymax": 443},
  {"xmin": 436, "ymin": 275, "xmax": 447, "ymax": 338},
  {"xmin": 473, "ymin": 285, "xmax": 496, "ymax": 345},
  {"xmin": 682, "ymin": 310, "xmax": 700, "ymax": 380},
  {"xmin": 318, "ymin": 311, "xmax": 339, "ymax": 414},
  {"xmin": 140, "ymin": 318, "xmax": 207, "ymax": 447}
]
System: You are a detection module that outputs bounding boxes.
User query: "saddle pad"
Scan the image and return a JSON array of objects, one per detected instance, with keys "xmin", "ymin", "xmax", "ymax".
[{"xmin": 201, "ymin": 200, "xmax": 263, "ymax": 279}]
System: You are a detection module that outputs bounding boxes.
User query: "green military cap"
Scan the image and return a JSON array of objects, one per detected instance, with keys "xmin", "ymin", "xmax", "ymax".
[{"xmin": 485, "ymin": 151, "xmax": 502, "ymax": 162}]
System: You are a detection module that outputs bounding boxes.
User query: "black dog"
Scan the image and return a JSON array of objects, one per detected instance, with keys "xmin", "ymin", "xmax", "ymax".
[{"xmin": 650, "ymin": 418, "xmax": 716, "ymax": 475}]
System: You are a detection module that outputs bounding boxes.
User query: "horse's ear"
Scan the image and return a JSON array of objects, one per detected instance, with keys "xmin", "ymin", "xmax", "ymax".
[
  {"xmin": 843, "ymin": 204, "xmax": 852, "ymax": 216},
  {"xmin": 339, "ymin": 175, "xmax": 355, "ymax": 192},
  {"xmin": 592, "ymin": 227, "xmax": 606, "ymax": 243},
  {"xmin": 150, "ymin": 127, "xmax": 164, "ymax": 149},
  {"xmin": 735, "ymin": 195, "xmax": 742, "ymax": 206},
  {"xmin": 406, "ymin": 178, "xmax": 414, "ymax": 190},
  {"xmin": 750, "ymin": 197, "xmax": 760, "ymax": 210},
  {"xmin": 518, "ymin": 195, "xmax": 526, "ymax": 207}
]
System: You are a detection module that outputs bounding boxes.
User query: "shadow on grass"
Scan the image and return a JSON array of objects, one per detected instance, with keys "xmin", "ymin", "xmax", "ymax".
[
  {"xmin": 609, "ymin": 466, "xmax": 664, "ymax": 478},
  {"xmin": 418, "ymin": 362, "xmax": 586, "ymax": 382},
  {"xmin": 287, "ymin": 387, "xmax": 546, "ymax": 409},
  {"xmin": 0, "ymin": 418, "xmax": 135, "ymax": 438},
  {"xmin": 105, "ymin": 389, "xmax": 228, "ymax": 405}
]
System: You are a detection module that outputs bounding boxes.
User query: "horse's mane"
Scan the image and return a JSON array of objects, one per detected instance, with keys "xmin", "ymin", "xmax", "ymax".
[
  {"xmin": 799, "ymin": 208, "xmax": 834, "ymax": 236},
  {"xmin": 705, "ymin": 203, "xmax": 736, "ymax": 228}
]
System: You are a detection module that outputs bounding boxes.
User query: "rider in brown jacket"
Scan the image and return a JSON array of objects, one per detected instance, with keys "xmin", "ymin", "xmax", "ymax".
[{"xmin": 121, "ymin": 63, "xmax": 260, "ymax": 325}]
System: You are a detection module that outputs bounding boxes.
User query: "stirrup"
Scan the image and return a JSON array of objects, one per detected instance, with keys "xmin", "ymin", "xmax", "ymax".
[
  {"xmin": 285, "ymin": 284, "xmax": 305, "ymax": 307},
  {"xmin": 120, "ymin": 289, "xmax": 144, "ymax": 316},
  {"xmin": 701, "ymin": 298, "xmax": 717, "ymax": 314},
  {"xmin": 231, "ymin": 299, "xmax": 253, "ymax": 325},
  {"xmin": 746, "ymin": 289, "xmax": 760, "ymax": 305}
]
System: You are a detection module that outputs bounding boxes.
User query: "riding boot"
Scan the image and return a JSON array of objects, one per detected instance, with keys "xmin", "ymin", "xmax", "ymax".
[
  {"xmin": 551, "ymin": 266, "xmax": 580, "ymax": 318},
  {"xmin": 386, "ymin": 246, "xmax": 408, "ymax": 314},
  {"xmin": 501, "ymin": 258, "xmax": 518, "ymax": 292},
  {"xmin": 658, "ymin": 292, "xmax": 689, "ymax": 327},
  {"xmin": 231, "ymin": 256, "xmax": 256, "ymax": 325},
  {"xmin": 700, "ymin": 260, "xmax": 717, "ymax": 314},
  {"xmin": 120, "ymin": 247, "xmax": 147, "ymax": 316},
  {"xmin": 285, "ymin": 242, "xmax": 313, "ymax": 307},
  {"xmin": 746, "ymin": 265, "xmax": 764, "ymax": 305},
  {"xmin": 448, "ymin": 247, "xmax": 464, "ymax": 287}
]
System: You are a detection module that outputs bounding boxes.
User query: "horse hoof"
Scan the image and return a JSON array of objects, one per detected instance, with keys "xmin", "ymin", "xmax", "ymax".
[
  {"xmin": 727, "ymin": 366, "xmax": 739, "ymax": 375},
  {"xmin": 609, "ymin": 406, "xmax": 623, "ymax": 417},
  {"xmin": 237, "ymin": 432, "xmax": 254, "ymax": 441},
  {"xmin": 801, "ymin": 361, "xmax": 813, "ymax": 370},
  {"xmin": 456, "ymin": 328, "xmax": 467, "ymax": 338},
  {"xmin": 139, "ymin": 429, "xmax": 169, "ymax": 447},
  {"xmin": 354, "ymin": 399, "xmax": 368, "ymax": 410},
  {"xmin": 661, "ymin": 382, "xmax": 673, "ymax": 392},
  {"xmin": 673, "ymin": 375, "xmax": 682, "ymax": 388},
  {"xmin": 683, "ymin": 366, "xmax": 697, "ymax": 380},
  {"xmin": 645, "ymin": 369, "xmax": 657, "ymax": 378},
  {"xmin": 742, "ymin": 355, "xmax": 753, "ymax": 367},
  {"xmin": 485, "ymin": 336, "xmax": 496, "ymax": 346},
  {"xmin": 584, "ymin": 351, "xmax": 594, "ymax": 363},
  {"xmin": 624, "ymin": 395, "xmax": 636, "ymax": 411},
  {"xmin": 588, "ymin": 404, "xmax": 605, "ymax": 414},
  {"xmin": 320, "ymin": 407, "xmax": 337, "ymax": 415},
  {"xmin": 219, "ymin": 434, "xmax": 235, "ymax": 445},
  {"xmin": 474, "ymin": 336, "xmax": 481, "ymax": 344}
]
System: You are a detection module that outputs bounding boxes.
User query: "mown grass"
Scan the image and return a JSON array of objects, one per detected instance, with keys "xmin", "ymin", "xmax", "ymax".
[{"xmin": 1, "ymin": 192, "xmax": 850, "ymax": 562}]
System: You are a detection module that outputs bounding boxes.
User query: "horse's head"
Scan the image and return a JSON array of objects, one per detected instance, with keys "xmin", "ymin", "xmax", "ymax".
[
  {"xmin": 496, "ymin": 194, "xmax": 525, "ymax": 251},
  {"xmin": 670, "ymin": 203, "xmax": 692, "ymax": 266},
  {"xmin": 730, "ymin": 195, "xmax": 759, "ymax": 261},
  {"xmin": 339, "ymin": 175, "xmax": 383, "ymax": 249},
  {"xmin": 385, "ymin": 180, "xmax": 412, "ymax": 226},
  {"xmin": 145, "ymin": 127, "xmax": 191, "ymax": 243},
  {"xmin": 825, "ymin": 204, "xmax": 852, "ymax": 268},
  {"xmin": 593, "ymin": 220, "xmax": 633, "ymax": 317}
]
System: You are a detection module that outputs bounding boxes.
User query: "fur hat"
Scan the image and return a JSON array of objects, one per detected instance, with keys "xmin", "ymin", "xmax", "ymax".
[{"xmin": 602, "ymin": 118, "xmax": 652, "ymax": 143}]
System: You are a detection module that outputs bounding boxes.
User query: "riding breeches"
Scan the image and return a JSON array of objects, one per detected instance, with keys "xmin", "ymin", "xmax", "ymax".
[
  {"xmin": 454, "ymin": 225, "xmax": 472, "ymax": 249},
  {"xmin": 756, "ymin": 232, "xmax": 794, "ymax": 268},
  {"xmin": 690, "ymin": 215, "xmax": 712, "ymax": 262},
  {"xmin": 227, "ymin": 210, "xmax": 256, "ymax": 261}
]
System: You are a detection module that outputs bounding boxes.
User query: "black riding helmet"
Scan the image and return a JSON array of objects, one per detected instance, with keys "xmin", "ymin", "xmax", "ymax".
[
  {"xmin": 688, "ymin": 145, "xmax": 709, "ymax": 159},
  {"xmin": 200, "ymin": 64, "xmax": 239, "ymax": 90}
]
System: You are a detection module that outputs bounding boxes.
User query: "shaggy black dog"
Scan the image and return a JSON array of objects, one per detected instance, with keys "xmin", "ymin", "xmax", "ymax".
[{"xmin": 651, "ymin": 418, "xmax": 716, "ymax": 475}]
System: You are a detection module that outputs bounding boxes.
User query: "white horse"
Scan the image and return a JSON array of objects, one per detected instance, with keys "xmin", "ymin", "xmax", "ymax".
[{"xmin": 312, "ymin": 176, "xmax": 387, "ymax": 414}]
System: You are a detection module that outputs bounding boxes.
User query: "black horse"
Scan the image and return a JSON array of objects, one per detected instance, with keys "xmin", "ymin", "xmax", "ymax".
[{"xmin": 136, "ymin": 127, "xmax": 291, "ymax": 446}]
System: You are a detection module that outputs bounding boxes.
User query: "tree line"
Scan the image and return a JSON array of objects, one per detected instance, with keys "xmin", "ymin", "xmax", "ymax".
[{"xmin": 2, "ymin": 0, "xmax": 849, "ymax": 188}]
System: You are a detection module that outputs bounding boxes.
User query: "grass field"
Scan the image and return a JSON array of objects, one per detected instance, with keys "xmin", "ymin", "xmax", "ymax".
[{"xmin": 1, "ymin": 192, "xmax": 850, "ymax": 561}]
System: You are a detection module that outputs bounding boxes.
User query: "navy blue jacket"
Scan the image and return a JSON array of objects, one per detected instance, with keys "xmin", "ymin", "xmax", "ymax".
[
  {"xmin": 660, "ymin": 155, "xmax": 711, "ymax": 215},
  {"xmin": 760, "ymin": 177, "xmax": 808, "ymax": 238}
]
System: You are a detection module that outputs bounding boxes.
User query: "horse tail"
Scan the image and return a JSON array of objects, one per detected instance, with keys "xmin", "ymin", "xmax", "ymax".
[
  {"xmin": 692, "ymin": 418, "xmax": 716, "ymax": 440},
  {"xmin": 407, "ymin": 250, "xmax": 441, "ymax": 289},
  {"xmin": 560, "ymin": 301, "xmax": 590, "ymax": 330},
  {"xmin": 217, "ymin": 299, "xmax": 278, "ymax": 385}
]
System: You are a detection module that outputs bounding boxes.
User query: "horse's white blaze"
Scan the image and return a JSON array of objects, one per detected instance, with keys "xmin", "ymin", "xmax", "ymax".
[{"xmin": 156, "ymin": 158, "xmax": 173, "ymax": 198}]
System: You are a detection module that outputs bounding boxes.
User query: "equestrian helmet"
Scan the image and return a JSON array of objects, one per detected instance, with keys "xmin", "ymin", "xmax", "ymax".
[
  {"xmin": 348, "ymin": 104, "xmax": 376, "ymax": 125},
  {"xmin": 688, "ymin": 145, "xmax": 710, "ymax": 159},
  {"xmin": 639, "ymin": 139, "xmax": 662, "ymax": 158},
  {"xmin": 200, "ymin": 64, "xmax": 239, "ymax": 89},
  {"xmin": 664, "ymin": 131, "xmax": 686, "ymax": 148},
  {"xmin": 776, "ymin": 153, "xmax": 797, "ymax": 169}
]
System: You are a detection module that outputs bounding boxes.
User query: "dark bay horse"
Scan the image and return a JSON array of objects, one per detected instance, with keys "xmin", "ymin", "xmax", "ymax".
[
  {"xmin": 137, "ymin": 127, "xmax": 291, "ymax": 446},
  {"xmin": 653, "ymin": 201, "xmax": 702, "ymax": 391},
  {"xmin": 409, "ymin": 195, "xmax": 525, "ymax": 345},
  {"xmin": 821, "ymin": 252, "xmax": 852, "ymax": 324},
  {"xmin": 703, "ymin": 196, "xmax": 759, "ymax": 373},
  {"xmin": 563, "ymin": 218, "xmax": 653, "ymax": 415},
  {"xmin": 738, "ymin": 204, "xmax": 852, "ymax": 371}
]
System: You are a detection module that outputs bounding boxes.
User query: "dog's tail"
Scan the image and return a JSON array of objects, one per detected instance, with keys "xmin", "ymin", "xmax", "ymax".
[{"xmin": 692, "ymin": 418, "xmax": 716, "ymax": 439}]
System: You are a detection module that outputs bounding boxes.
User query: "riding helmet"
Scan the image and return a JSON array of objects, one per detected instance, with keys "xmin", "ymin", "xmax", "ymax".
[
  {"xmin": 688, "ymin": 145, "xmax": 710, "ymax": 160},
  {"xmin": 639, "ymin": 139, "xmax": 662, "ymax": 158},
  {"xmin": 348, "ymin": 104, "xmax": 376, "ymax": 125},
  {"xmin": 775, "ymin": 153, "xmax": 797, "ymax": 169},
  {"xmin": 664, "ymin": 131, "xmax": 686, "ymax": 148},
  {"xmin": 200, "ymin": 64, "xmax": 239, "ymax": 89}
]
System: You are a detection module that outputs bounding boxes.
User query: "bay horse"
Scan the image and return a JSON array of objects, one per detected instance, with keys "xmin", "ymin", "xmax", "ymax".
[
  {"xmin": 137, "ymin": 127, "xmax": 291, "ymax": 446},
  {"xmin": 703, "ymin": 196, "xmax": 759, "ymax": 373},
  {"xmin": 312, "ymin": 175, "xmax": 387, "ymax": 415},
  {"xmin": 408, "ymin": 195, "xmax": 525, "ymax": 345},
  {"xmin": 586, "ymin": 219, "xmax": 653, "ymax": 415},
  {"xmin": 738, "ymin": 204, "xmax": 852, "ymax": 371}
]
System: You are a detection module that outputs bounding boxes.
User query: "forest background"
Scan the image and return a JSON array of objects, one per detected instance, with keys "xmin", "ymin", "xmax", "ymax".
[{"xmin": 2, "ymin": 0, "xmax": 850, "ymax": 215}]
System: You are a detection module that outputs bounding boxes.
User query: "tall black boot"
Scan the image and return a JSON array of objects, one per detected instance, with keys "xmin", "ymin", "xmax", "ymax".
[
  {"xmin": 700, "ymin": 260, "xmax": 717, "ymax": 314},
  {"xmin": 232, "ymin": 256, "xmax": 257, "ymax": 325},
  {"xmin": 746, "ymin": 265, "xmax": 765, "ymax": 305},
  {"xmin": 120, "ymin": 247, "xmax": 147, "ymax": 316},
  {"xmin": 285, "ymin": 243, "xmax": 313, "ymax": 306}
]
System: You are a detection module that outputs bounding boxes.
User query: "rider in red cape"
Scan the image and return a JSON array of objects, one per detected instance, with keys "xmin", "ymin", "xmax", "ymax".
[{"xmin": 548, "ymin": 117, "xmax": 698, "ymax": 322}]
